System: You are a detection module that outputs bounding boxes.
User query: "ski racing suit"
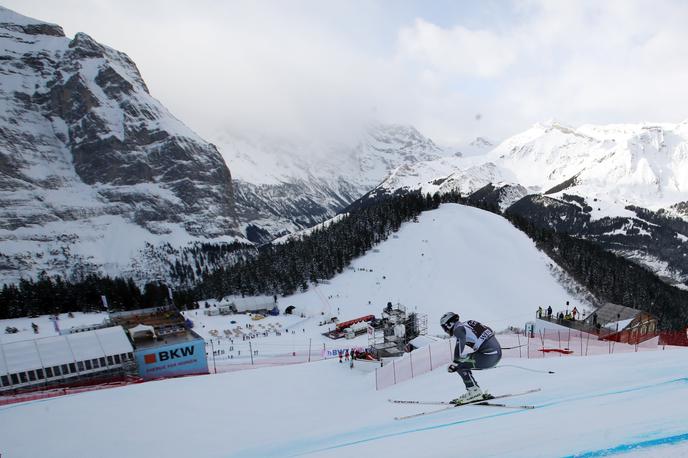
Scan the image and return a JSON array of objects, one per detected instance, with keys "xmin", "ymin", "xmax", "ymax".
[{"xmin": 451, "ymin": 320, "xmax": 502, "ymax": 389}]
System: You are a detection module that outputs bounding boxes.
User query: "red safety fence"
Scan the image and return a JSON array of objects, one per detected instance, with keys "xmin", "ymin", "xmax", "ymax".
[
  {"xmin": 0, "ymin": 375, "xmax": 144, "ymax": 406},
  {"xmin": 375, "ymin": 329, "xmax": 688, "ymax": 390}
]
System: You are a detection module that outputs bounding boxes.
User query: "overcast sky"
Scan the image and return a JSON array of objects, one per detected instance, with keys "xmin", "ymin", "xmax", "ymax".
[{"xmin": 6, "ymin": 0, "xmax": 688, "ymax": 147}]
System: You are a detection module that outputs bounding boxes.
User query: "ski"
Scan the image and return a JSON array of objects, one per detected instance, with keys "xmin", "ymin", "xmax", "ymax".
[
  {"xmin": 388, "ymin": 388, "xmax": 540, "ymax": 405},
  {"xmin": 391, "ymin": 389, "xmax": 540, "ymax": 421},
  {"xmin": 472, "ymin": 402, "xmax": 535, "ymax": 410}
]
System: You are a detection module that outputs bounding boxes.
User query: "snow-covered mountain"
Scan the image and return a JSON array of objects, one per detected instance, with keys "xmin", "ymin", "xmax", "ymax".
[
  {"xmin": 490, "ymin": 120, "xmax": 688, "ymax": 210},
  {"xmin": 214, "ymin": 124, "xmax": 444, "ymax": 242},
  {"xmin": 366, "ymin": 121, "xmax": 688, "ymax": 287},
  {"xmin": 0, "ymin": 7, "xmax": 242, "ymax": 284}
]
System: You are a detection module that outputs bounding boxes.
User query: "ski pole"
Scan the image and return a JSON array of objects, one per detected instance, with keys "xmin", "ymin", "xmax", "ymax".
[
  {"xmin": 497, "ymin": 364, "xmax": 555, "ymax": 374},
  {"xmin": 500, "ymin": 344, "xmax": 527, "ymax": 350}
]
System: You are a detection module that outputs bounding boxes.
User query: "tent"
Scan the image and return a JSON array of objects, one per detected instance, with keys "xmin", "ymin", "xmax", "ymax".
[
  {"xmin": 127, "ymin": 324, "xmax": 156, "ymax": 341},
  {"xmin": 285, "ymin": 306, "xmax": 296, "ymax": 315}
]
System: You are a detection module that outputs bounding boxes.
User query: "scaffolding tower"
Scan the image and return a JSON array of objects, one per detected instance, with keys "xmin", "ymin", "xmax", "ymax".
[{"xmin": 368, "ymin": 303, "xmax": 428, "ymax": 358}]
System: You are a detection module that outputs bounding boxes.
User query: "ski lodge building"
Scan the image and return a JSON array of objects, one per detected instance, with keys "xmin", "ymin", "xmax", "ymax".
[
  {"xmin": 583, "ymin": 303, "xmax": 659, "ymax": 344},
  {"xmin": 533, "ymin": 302, "xmax": 659, "ymax": 344},
  {"xmin": 0, "ymin": 326, "xmax": 135, "ymax": 394}
]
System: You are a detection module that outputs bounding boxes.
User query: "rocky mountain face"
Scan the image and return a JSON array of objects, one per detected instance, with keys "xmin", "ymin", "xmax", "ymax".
[
  {"xmin": 0, "ymin": 7, "xmax": 241, "ymax": 284},
  {"xmin": 364, "ymin": 122, "xmax": 688, "ymax": 288},
  {"xmin": 214, "ymin": 124, "xmax": 444, "ymax": 242}
]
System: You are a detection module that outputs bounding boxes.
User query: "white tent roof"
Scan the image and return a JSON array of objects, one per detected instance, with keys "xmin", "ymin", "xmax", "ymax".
[
  {"xmin": 223, "ymin": 295, "xmax": 275, "ymax": 312},
  {"xmin": 35, "ymin": 337, "xmax": 73, "ymax": 367},
  {"xmin": 0, "ymin": 326, "xmax": 133, "ymax": 376}
]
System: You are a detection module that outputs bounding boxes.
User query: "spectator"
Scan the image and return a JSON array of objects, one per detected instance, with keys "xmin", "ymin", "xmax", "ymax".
[
  {"xmin": 537, "ymin": 306, "xmax": 543, "ymax": 319},
  {"xmin": 572, "ymin": 307, "xmax": 579, "ymax": 320},
  {"xmin": 547, "ymin": 306, "xmax": 553, "ymax": 319}
]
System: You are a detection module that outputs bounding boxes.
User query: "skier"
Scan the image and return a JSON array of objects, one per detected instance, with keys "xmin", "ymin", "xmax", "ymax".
[{"xmin": 440, "ymin": 312, "xmax": 502, "ymax": 404}]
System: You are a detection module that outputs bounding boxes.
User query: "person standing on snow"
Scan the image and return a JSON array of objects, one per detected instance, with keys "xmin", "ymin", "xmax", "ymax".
[{"xmin": 440, "ymin": 312, "xmax": 502, "ymax": 404}]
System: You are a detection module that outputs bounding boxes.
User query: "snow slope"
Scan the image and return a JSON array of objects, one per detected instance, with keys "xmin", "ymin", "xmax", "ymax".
[
  {"xmin": 269, "ymin": 203, "xmax": 588, "ymax": 335},
  {"xmin": 0, "ymin": 343, "xmax": 685, "ymax": 457}
]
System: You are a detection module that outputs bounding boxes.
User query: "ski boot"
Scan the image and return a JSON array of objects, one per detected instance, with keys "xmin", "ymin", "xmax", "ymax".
[{"xmin": 451, "ymin": 386, "xmax": 490, "ymax": 405}]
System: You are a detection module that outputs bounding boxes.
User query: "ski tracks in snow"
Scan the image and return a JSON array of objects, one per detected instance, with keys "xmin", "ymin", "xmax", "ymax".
[{"xmin": 231, "ymin": 377, "xmax": 688, "ymax": 457}]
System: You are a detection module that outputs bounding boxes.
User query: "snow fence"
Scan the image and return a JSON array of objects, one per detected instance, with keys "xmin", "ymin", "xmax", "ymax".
[
  {"xmin": 374, "ymin": 330, "xmax": 685, "ymax": 390},
  {"xmin": 375, "ymin": 339, "xmax": 453, "ymax": 390}
]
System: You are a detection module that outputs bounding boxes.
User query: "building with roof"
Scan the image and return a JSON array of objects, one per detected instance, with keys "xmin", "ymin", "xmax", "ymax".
[
  {"xmin": 0, "ymin": 326, "xmax": 134, "ymax": 394},
  {"xmin": 583, "ymin": 303, "xmax": 659, "ymax": 344},
  {"xmin": 220, "ymin": 295, "xmax": 276, "ymax": 314},
  {"xmin": 108, "ymin": 306, "xmax": 208, "ymax": 380}
]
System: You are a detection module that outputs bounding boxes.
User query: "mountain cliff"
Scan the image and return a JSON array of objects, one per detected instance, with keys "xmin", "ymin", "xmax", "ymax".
[
  {"xmin": 0, "ymin": 7, "xmax": 241, "ymax": 284},
  {"xmin": 214, "ymin": 124, "xmax": 444, "ymax": 242}
]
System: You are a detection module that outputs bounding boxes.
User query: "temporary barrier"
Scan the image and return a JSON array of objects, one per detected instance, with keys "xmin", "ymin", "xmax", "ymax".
[
  {"xmin": 375, "ymin": 339, "xmax": 452, "ymax": 390},
  {"xmin": 204, "ymin": 338, "xmax": 375, "ymax": 373},
  {"xmin": 0, "ymin": 375, "xmax": 143, "ymax": 406},
  {"xmin": 374, "ymin": 330, "xmax": 688, "ymax": 390}
]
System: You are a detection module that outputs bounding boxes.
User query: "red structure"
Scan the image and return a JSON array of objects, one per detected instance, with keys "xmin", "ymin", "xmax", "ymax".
[{"xmin": 336, "ymin": 315, "xmax": 375, "ymax": 331}]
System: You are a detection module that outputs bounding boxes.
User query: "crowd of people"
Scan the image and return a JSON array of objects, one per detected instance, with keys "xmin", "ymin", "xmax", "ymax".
[
  {"xmin": 536, "ymin": 302, "xmax": 601, "ymax": 328},
  {"xmin": 537, "ymin": 302, "xmax": 584, "ymax": 322}
]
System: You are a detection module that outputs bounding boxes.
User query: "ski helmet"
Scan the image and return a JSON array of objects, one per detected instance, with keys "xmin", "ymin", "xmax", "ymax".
[{"xmin": 440, "ymin": 312, "xmax": 459, "ymax": 334}]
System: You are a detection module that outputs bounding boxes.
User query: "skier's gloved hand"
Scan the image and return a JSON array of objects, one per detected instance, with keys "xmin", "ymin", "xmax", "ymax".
[
  {"xmin": 447, "ymin": 356, "xmax": 475, "ymax": 372},
  {"xmin": 447, "ymin": 363, "xmax": 458, "ymax": 373}
]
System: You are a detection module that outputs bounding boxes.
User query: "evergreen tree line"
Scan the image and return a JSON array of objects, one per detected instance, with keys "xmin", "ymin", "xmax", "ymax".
[
  {"xmin": 168, "ymin": 241, "xmax": 253, "ymax": 286},
  {"xmin": 506, "ymin": 212, "xmax": 688, "ymax": 330},
  {"xmin": 0, "ymin": 275, "xmax": 173, "ymax": 319}
]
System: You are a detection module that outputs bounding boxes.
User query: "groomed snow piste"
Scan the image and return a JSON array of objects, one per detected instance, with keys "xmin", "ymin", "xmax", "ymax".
[{"xmin": 0, "ymin": 346, "xmax": 686, "ymax": 457}]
